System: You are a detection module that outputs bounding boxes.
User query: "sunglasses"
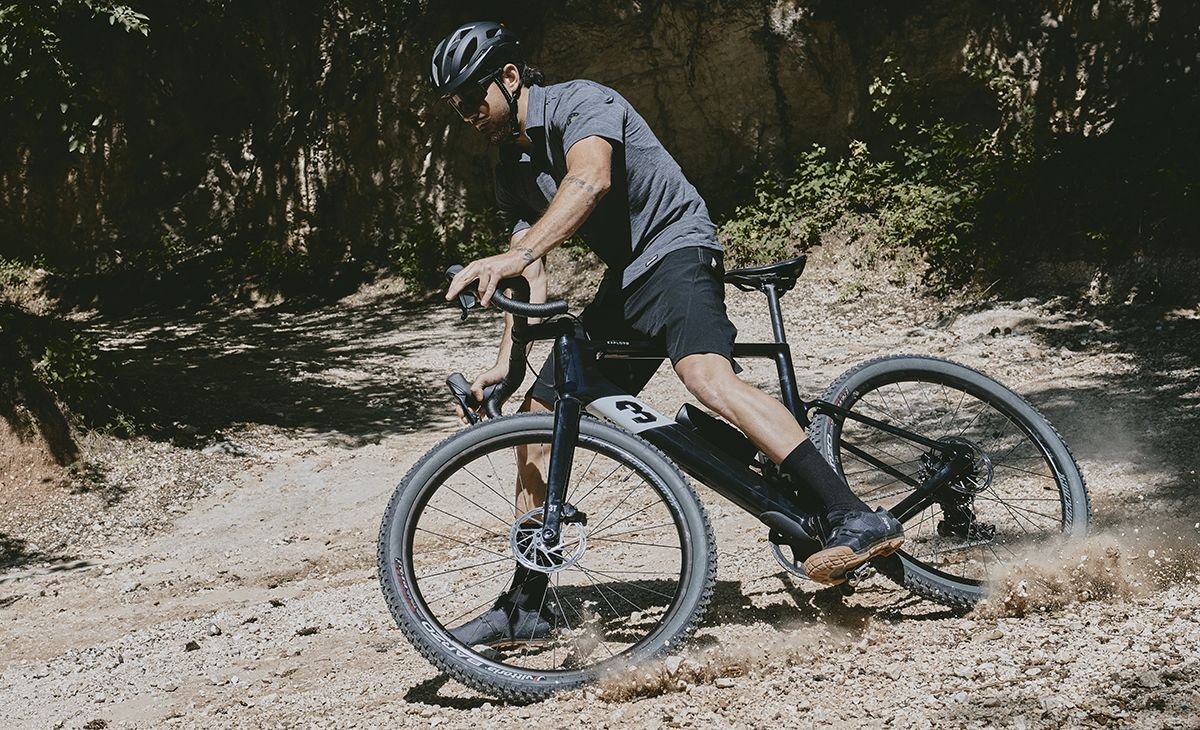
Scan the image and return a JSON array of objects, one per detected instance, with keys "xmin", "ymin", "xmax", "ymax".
[{"xmin": 447, "ymin": 72, "xmax": 499, "ymax": 117}]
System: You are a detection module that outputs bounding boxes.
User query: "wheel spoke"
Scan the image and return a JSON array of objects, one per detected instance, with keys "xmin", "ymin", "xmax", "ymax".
[
  {"xmin": 422, "ymin": 502, "xmax": 509, "ymax": 540},
  {"xmin": 575, "ymin": 563, "xmax": 678, "ymax": 600},
  {"xmin": 461, "ymin": 463, "xmax": 519, "ymax": 520},
  {"xmin": 566, "ymin": 449, "xmax": 602, "ymax": 504},
  {"xmin": 815, "ymin": 364, "xmax": 1085, "ymax": 590},
  {"xmin": 424, "ymin": 564, "xmax": 514, "ymax": 607},
  {"xmin": 977, "ymin": 490, "xmax": 1062, "ymax": 525},
  {"xmin": 586, "ymin": 520, "xmax": 677, "ymax": 541},
  {"xmin": 386, "ymin": 423, "xmax": 707, "ymax": 683},
  {"xmin": 418, "ymin": 554, "xmax": 512, "ymax": 581},
  {"xmin": 588, "ymin": 536, "xmax": 682, "ymax": 550},
  {"xmin": 992, "ymin": 462, "xmax": 1057, "ymax": 481},
  {"xmin": 590, "ymin": 485, "xmax": 657, "ymax": 535},
  {"xmin": 414, "ymin": 526, "xmax": 509, "ymax": 560}
]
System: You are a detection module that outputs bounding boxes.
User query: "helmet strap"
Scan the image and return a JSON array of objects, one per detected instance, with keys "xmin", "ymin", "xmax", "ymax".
[{"xmin": 497, "ymin": 72, "xmax": 522, "ymax": 140}]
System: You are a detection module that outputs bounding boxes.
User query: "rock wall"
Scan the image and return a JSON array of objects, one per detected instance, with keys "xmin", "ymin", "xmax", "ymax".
[
  {"xmin": 447, "ymin": 1, "xmax": 989, "ymax": 208},
  {"xmin": 1, "ymin": 1, "xmax": 1194, "ymax": 294}
]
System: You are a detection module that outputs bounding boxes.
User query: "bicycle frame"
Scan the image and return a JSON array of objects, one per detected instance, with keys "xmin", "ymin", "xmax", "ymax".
[{"xmin": 508, "ymin": 284, "xmax": 976, "ymax": 553}]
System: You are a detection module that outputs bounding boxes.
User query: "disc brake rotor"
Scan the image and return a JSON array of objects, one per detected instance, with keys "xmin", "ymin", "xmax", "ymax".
[
  {"xmin": 940, "ymin": 436, "xmax": 994, "ymax": 495},
  {"xmin": 511, "ymin": 508, "xmax": 586, "ymax": 573}
]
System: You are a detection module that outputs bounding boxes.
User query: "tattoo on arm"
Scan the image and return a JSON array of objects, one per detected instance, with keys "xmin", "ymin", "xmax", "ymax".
[
  {"xmin": 515, "ymin": 246, "xmax": 535, "ymax": 263},
  {"xmin": 563, "ymin": 175, "xmax": 599, "ymax": 200}
]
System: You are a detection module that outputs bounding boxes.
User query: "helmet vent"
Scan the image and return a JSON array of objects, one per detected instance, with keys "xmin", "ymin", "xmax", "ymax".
[{"xmin": 429, "ymin": 21, "xmax": 522, "ymax": 96}]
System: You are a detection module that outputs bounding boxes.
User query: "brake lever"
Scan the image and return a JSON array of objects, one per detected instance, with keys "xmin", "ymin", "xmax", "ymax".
[
  {"xmin": 445, "ymin": 265, "xmax": 481, "ymax": 320},
  {"xmin": 447, "ymin": 373, "xmax": 501, "ymax": 425},
  {"xmin": 456, "ymin": 291, "xmax": 479, "ymax": 320}
]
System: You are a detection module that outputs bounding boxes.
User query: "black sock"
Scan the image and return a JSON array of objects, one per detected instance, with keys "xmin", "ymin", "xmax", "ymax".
[
  {"xmin": 781, "ymin": 440, "xmax": 870, "ymax": 517},
  {"xmin": 503, "ymin": 565, "xmax": 549, "ymax": 611}
]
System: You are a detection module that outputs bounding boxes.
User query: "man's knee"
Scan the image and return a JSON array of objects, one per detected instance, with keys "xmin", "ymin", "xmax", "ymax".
[{"xmin": 675, "ymin": 354, "xmax": 738, "ymax": 409}]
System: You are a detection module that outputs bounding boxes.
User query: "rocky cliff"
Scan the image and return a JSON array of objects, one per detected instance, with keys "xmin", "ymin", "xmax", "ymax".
[{"xmin": 1, "ymin": 1, "xmax": 1194, "ymax": 295}]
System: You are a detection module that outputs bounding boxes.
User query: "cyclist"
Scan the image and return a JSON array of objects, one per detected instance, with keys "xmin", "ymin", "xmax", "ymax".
[{"xmin": 431, "ymin": 21, "xmax": 904, "ymax": 646}]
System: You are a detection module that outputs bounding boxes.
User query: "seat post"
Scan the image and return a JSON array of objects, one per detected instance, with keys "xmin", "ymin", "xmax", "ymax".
[
  {"xmin": 762, "ymin": 283, "xmax": 803, "ymax": 418},
  {"xmin": 763, "ymin": 284, "xmax": 787, "ymax": 344}
]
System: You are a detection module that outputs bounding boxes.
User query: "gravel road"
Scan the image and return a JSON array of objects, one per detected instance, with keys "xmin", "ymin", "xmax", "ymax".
[{"xmin": 3, "ymin": 246, "xmax": 1198, "ymax": 728}]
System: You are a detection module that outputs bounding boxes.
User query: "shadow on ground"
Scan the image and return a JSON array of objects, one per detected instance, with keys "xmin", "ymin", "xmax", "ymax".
[
  {"xmin": 1015, "ymin": 299, "xmax": 1200, "ymax": 516},
  {"xmin": 0, "ymin": 533, "xmax": 56, "ymax": 572},
  {"xmin": 87, "ymin": 292, "xmax": 497, "ymax": 447}
]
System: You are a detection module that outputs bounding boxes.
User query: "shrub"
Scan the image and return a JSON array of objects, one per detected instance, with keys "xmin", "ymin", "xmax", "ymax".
[{"xmin": 719, "ymin": 58, "xmax": 1016, "ymax": 290}]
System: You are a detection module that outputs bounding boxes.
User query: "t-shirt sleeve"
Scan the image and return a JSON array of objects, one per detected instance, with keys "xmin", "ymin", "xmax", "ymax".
[
  {"xmin": 553, "ymin": 85, "xmax": 626, "ymax": 156},
  {"xmin": 495, "ymin": 168, "xmax": 533, "ymax": 237}
]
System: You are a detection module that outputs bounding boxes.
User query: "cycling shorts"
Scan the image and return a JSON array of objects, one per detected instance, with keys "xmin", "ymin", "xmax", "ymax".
[{"xmin": 528, "ymin": 246, "xmax": 738, "ymax": 404}]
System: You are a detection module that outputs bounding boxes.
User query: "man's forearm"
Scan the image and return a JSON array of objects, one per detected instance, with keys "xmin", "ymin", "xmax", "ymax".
[
  {"xmin": 510, "ymin": 171, "xmax": 608, "ymax": 262},
  {"xmin": 448, "ymin": 139, "xmax": 611, "ymax": 308},
  {"xmin": 492, "ymin": 253, "xmax": 547, "ymax": 364}
]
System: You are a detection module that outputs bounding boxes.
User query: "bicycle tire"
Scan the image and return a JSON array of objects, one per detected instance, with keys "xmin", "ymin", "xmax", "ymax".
[
  {"xmin": 809, "ymin": 355, "xmax": 1090, "ymax": 608},
  {"xmin": 377, "ymin": 413, "xmax": 716, "ymax": 701}
]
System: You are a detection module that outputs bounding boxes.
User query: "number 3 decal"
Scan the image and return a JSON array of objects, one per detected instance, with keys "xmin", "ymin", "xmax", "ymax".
[{"xmin": 615, "ymin": 400, "xmax": 657, "ymax": 424}]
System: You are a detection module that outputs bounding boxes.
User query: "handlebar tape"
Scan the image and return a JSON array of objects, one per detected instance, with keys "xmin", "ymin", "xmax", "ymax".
[
  {"xmin": 445, "ymin": 265, "xmax": 569, "ymax": 319},
  {"xmin": 444, "ymin": 264, "xmax": 570, "ymax": 419}
]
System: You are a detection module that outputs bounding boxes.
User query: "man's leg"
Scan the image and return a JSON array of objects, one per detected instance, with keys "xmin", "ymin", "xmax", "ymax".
[
  {"xmin": 673, "ymin": 353, "xmax": 903, "ymax": 583},
  {"xmin": 515, "ymin": 392, "xmax": 552, "ymax": 514},
  {"xmin": 450, "ymin": 392, "xmax": 554, "ymax": 646},
  {"xmin": 673, "ymin": 353, "xmax": 868, "ymax": 509}
]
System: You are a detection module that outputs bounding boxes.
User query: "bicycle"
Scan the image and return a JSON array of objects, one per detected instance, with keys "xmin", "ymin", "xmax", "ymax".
[{"xmin": 377, "ymin": 255, "xmax": 1089, "ymax": 701}]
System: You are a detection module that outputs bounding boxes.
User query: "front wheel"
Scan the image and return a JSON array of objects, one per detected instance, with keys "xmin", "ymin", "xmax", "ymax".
[
  {"xmin": 378, "ymin": 413, "xmax": 716, "ymax": 701},
  {"xmin": 809, "ymin": 355, "xmax": 1090, "ymax": 608}
]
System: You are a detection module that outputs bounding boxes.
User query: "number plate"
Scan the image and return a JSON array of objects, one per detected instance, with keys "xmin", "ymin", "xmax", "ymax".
[{"xmin": 586, "ymin": 396, "xmax": 670, "ymax": 434}]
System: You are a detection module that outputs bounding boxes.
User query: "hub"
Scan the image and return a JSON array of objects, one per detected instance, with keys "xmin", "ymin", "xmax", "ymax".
[
  {"xmin": 511, "ymin": 507, "xmax": 586, "ymax": 573},
  {"xmin": 940, "ymin": 436, "xmax": 994, "ymax": 495}
]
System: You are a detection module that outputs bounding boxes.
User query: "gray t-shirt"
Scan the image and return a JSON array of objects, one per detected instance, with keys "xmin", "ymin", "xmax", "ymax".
[{"xmin": 495, "ymin": 80, "xmax": 722, "ymax": 288}]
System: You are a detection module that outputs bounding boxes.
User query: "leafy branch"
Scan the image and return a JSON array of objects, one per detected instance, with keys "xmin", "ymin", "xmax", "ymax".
[{"xmin": 1, "ymin": 1, "xmax": 149, "ymax": 152}]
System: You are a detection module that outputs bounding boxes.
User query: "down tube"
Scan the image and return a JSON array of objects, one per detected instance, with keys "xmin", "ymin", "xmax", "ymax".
[{"xmin": 584, "ymin": 396, "xmax": 802, "ymax": 520}]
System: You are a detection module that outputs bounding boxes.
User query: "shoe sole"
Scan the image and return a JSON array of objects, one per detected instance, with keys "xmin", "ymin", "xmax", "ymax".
[{"xmin": 802, "ymin": 536, "xmax": 905, "ymax": 586}]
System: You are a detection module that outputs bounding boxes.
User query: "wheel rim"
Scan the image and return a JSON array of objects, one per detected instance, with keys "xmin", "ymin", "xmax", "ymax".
[
  {"xmin": 830, "ymin": 373, "xmax": 1072, "ymax": 584},
  {"xmin": 395, "ymin": 428, "xmax": 693, "ymax": 677}
]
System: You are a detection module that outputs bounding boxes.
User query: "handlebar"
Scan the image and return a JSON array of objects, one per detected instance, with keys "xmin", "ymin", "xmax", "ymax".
[
  {"xmin": 445, "ymin": 265, "xmax": 569, "ymax": 319},
  {"xmin": 444, "ymin": 264, "xmax": 571, "ymax": 421}
]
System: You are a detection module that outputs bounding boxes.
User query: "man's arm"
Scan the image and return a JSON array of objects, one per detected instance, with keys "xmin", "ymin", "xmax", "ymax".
[
  {"xmin": 489, "ymin": 232, "xmax": 546, "ymax": 371},
  {"xmin": 464, "ymin": 230, "xmax": 547, "ymax": 406},
  {"xmin": 446, "ymin": 136, "xmax": 612, "ymax": 306}
]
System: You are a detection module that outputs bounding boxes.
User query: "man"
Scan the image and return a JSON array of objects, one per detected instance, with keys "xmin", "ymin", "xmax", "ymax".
[{"xmin": 432, "ymin": 21, "xmax": 904, "ymax": 646}]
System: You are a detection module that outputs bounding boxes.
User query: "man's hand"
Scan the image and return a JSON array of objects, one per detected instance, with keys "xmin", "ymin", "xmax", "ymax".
[
  {"xmin": 454, "ymin": 362, "xmax": 510, "ymax": 425},
  {"xmin": 445, "ymin": 249, "xmax": 533, "ymax": 307}
]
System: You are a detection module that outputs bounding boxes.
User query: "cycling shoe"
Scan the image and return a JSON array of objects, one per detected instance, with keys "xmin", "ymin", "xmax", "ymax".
[{"xmin": 803, "ymin": 507, "xmax": 904, "ymax": 585}]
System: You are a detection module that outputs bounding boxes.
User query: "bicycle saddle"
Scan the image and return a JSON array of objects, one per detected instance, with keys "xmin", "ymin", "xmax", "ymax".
[{"xmin": 724, "ymin": 256, "xmax": 807, "ymax": 294}]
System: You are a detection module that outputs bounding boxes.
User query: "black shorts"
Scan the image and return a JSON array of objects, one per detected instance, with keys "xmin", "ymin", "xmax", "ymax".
[{"xmin": 528, "ymin": 246, "xmax": 737, "ymax": 404}]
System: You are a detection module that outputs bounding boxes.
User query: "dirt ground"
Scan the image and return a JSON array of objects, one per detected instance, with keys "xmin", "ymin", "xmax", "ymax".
[{"xmin": 2, "ymin": 244, "xmax": 1199, "ymax": 729}]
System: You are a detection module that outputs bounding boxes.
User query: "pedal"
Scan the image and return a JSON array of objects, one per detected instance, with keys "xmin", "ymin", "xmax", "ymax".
[{"xmin": 845, "ymin": 562, "xmax": 875, "ymax": 588}]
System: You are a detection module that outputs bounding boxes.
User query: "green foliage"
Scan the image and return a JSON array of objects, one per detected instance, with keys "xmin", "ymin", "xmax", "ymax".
[
  {"xmin": 0, "ymin": 303, "xmax": 102, "ymax": 428},
  {"xmin": 389, "ymin": 206, "xmax": 507, "ymax": 289},
  {"xmin": 720, "ymin": 57, "xmax": 1013, "ymax": 289},
  {"xmin": 32, "ymin": 332, "xmax": 98, "ymax": 400},
  {"xmin": 245, "ymin": 238, "xmax": 310, "ymax": 293},
  {"xmin": 0, "ymin": 1, "xmax": 149, "ymax": 153},
  {"xmin": 0, "ymin": 256, "xmax": 34, "ymax": 287}
]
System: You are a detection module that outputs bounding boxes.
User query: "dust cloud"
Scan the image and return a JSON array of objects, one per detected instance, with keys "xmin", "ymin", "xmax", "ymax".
[{"xmin": 973, "ymin": 520, "xmax": 1200, "ymax": 618}]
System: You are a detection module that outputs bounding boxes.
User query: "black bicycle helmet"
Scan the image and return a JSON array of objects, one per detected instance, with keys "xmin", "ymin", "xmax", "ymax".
[{"xmin": 429, "ymin": 21, "xmax": 522, "ymax": 99}]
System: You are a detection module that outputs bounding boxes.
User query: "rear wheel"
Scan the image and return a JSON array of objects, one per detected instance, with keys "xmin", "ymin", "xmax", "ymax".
[
  {"xmin": 809, "ymin": 355, "xmax": 1089, "ymax": 608},
  {"xmin": 378, "ymin": 413, "xmax": 716, "ymax": 701}
]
